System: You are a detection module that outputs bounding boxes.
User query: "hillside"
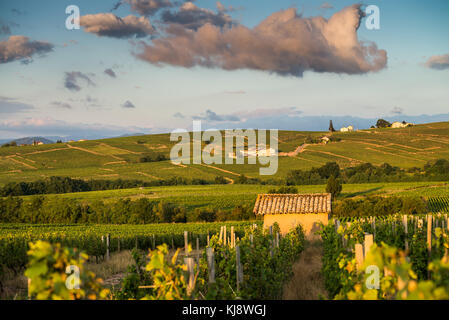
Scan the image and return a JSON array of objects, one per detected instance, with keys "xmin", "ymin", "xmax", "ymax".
[{"xmin": 0, "ymin": 121, "xmax": 449, "ymax": 186}]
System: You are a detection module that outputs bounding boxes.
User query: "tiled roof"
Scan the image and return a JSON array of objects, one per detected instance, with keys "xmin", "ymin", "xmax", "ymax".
[{"xmin": 253, "ymin": 193, "xmax": 332, "ymax": 215}]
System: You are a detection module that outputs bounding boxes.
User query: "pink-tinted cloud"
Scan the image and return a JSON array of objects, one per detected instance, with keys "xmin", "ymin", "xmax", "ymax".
[
  {"xmin": 80, "ymin": 13, "xmax": 154, "ymax": 38},
  {"xmin": 0, "ymin": 35, "xmax": 53, "ymax": 64},
  {"xmin": 135, "ymin": 5, "xmax": 387, "ymax": 77},
  {"xmin": 425, "ymin": 53, "xmax": 449, "ymax": 70}
]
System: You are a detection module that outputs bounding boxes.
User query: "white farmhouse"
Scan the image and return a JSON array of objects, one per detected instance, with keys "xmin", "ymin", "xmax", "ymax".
[
  {"xmin": 340, "ymin": 125, "xmax": 354, "ymax": 133},
  {"xmin": 391, "ymin": 121, "xmax": 413, "ymax": 128},
  {"xmin": 238, "ymin": 147, "xmax": 277, "ymax": 157}
]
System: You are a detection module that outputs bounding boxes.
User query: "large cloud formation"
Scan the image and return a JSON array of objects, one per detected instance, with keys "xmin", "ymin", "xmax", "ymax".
[
  {"xmin": 0, "ymin": 35, "xmax": 54, "ymax": 64},
  {"xmin": 135, "ymin": 5, "xmax": 387, "ymax": 76},
  {"xmin": 80, "ymin": 13, "xmax": 154, "ymax": 38},
  {"xmin": 425, "ymin": 54, "xmax": 449, "ymax": 70},
  {"xmin": 161, "ymin": 2, "xmax": 233, "ymax": 30}
]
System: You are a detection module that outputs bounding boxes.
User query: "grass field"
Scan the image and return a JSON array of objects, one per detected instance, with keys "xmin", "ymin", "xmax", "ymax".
[{"xmin": 1, "ymin": 122, "xmax": 449, "ymax": 186}]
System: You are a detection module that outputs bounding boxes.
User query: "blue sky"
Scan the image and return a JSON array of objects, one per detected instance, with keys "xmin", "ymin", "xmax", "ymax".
[{"xmin": 0, "ymin": 0, "xmax": 448, "ymax": 139}]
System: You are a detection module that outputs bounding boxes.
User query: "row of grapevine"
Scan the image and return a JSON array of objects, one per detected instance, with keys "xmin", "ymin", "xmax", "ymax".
[
  {"xmin": 0, "ymin": 221, "xmax": 262, "ymax": 274},
  {"xmin": 320, "ymin": 213, "xmax": 449, "ymax": 299},
  {"xmin": 428, "ymin": 197, "xmax": 449, "ymax": 213},
  {"xmin": 23, "ymin": 223, "xmax": 306, "ymax": 300}
]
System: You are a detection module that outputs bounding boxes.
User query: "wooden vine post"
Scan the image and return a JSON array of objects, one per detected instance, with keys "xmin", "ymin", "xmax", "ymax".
[
  {"xmin": 184, "ymin": 231, "xmax": 189, "ymax": 255},
  {"xmin": 427, "ymin": 215, "xmax": 432, "ymax": 255},
  {"xmin": 235, "ymin": 245, "xmax": 243, "ymax": 292},
  {"xmin": 223, "ymin": 226, "xmax": 227, "ymax": 246},
  {"xmin": 403, "ymin": 215, "xmax": 408, "ymax": 251},
  {"xmin": 106, "ymin": 234, "xmax": 110, "ymax": 261},
  {"xmin": 364, "ymin": 234, "xmax": 373, "ymax": 259},
  {"xmin": 185, "ymin": 257, "xmax": 195, "ymax": 296},
  {"xmin": 206, "ymin": 247, "xmax": 215, "ymax": 284},
  {"xmin": 355, "ymin": 243, "xmax": 364, "ymax": 271}
]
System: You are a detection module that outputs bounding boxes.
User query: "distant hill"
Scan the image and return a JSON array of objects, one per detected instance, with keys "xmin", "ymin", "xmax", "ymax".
[
  {"xmin": 10, "ymin": 137, "xmax": 54, "ymax": 145},
  {"xmin": 0, "ymin": 121, "xmax": 449, "ymax": 185}
]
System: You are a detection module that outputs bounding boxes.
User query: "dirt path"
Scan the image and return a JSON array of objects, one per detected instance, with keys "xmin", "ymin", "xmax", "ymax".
[
  {"xmin": 136, "ymin": 171, "xmax": 162, "ymax": 180},
  {"xmin": 200, "ymin": 163, "xmax": 243, "ymax": 177},
  {"xmin": 99, "ymin": 143, "xmax": 142, "ymax": 155},
  {"xmin": 67, "ymin": 144, "xmax": 124, "ymax": 161},
  {"xmin": 8, "ymin": 157, "xmax": 37, "ymax": 169},
  {"xmin": 283, "ymin": 241, "xmax": 327, "ymax": 300},
  {"xmin": 279, "ymin": 144, "xmax": 309, "ymax": 157},
  {"xmin": 224, "ymin": 177, "xmax": 234, "ymax": 184}
]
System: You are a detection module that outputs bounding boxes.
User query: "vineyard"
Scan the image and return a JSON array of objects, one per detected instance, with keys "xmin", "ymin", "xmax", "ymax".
[
  {"xmin": 21, "ymin": 223, "xmax": 305, "ymax": 300},
  {"xmin": 2, "ymin": 213, "xmax": 449, "ymax": 300},
  {"xmin": 0, "ymin": 221, "xmax": 262, "ymax": 275},
  {"xmin": 320, "ymin": 213, "xmax": 449, "ymax": 299},
  {"xmin": 428, "ymin": 197, "xmax": 449, "ymax": 213}
]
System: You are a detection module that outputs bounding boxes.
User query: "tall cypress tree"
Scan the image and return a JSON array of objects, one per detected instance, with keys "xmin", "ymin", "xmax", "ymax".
[{"xmin": 329, "ymin": 120, "xmax": 335, "ymax": 132}]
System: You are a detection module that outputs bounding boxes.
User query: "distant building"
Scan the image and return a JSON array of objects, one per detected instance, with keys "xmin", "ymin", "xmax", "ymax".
[
  {"xmin": 391, "ymin": 121, "xmax": 413, "ymax": 128},
  {"xmin": 78, "ymin": 139, "xmax": 87, "ymax": 142},
  {"xmin": 238, "ymin": 147, "xmax": 277, "ymax": 157},
  {"xmin": 33, "ymin": 140, "xmax": 44, "ymax": 146},
  {"xmin": 321, "ymin": 136, "xmax": 330, "ymax": 144},
  {"xmin": 340, "ymin": 125, "xmax": 354, "ymax": 132}
]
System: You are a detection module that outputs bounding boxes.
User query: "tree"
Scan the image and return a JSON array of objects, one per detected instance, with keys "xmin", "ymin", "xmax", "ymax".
[
  {"xmin": 376, "ymin": 119, "xmax": 391, "ymax": 128},
  {"xmin": 326, "ymin": 175, "xmax": 342, "ymax": 198},
  {"xmin": 318, "ymin": 162, "xmax": 341, "ymax": 179},
  {"xmin": 329, "ymin": 120, "xmax": 335, "ymax": 132}
]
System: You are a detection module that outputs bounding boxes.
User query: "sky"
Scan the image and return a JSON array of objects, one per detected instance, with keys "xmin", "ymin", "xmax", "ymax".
[{"xmin": 0, "ymin": 0, "xmax": 448, "ymax": 140}]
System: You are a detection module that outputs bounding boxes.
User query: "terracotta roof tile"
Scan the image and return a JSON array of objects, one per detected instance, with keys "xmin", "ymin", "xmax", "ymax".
[{"xmin": 253, "ymin": 193, "xmax": 332, "ymax": 215}]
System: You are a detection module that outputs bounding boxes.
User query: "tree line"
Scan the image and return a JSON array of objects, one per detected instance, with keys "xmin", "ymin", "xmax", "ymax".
[
  {"xmin": 285, "ymin": 159, "xmax": 449, "ymax": 185},
  {"xmin": 0, "ymin": 196, "xmax": 256, "ymax": 224},
  {"xmin": 0, "ymin": 176, "xmax": 228, "ymax": 197}
]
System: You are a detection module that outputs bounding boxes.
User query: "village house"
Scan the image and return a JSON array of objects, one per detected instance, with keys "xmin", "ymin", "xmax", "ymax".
[
  {"xmin": 391, "ymin": 121, "xmax": 413, "ymax": 128},
  {"xmin": 253, "ymin": 193, "xmax": 332, "ymax": 239},
  {"xmin": 340, "ymin": 125, "xmax": 354, "ymax": 133},
  {"xmin": 321, "ymin": 136, "xmax": 330, "ymax": 144},
  {"xmin": 239, "ymin": 146, "xmax": 277, "ymax": 157}
]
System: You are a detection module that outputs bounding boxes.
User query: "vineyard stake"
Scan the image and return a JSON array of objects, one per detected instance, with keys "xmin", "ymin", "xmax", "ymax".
[
  {"xmin": 364, "ymin": 234, "xmax": 373, "ymax": 258},
  {"xmin": 355, "ymin": 243, "xmax": 364, "ymax": 271},
  {"xmin": 236, "ymin": 245, "xmax": 242, "ymax": 292},
  {"xmin": 27, "ymin": 278, "xmax": 31, "ymax": 300},
  {"xmin": 427, "ymin": 215, "xmax": 432, "ymax": 254},
  {"xmin": 106, "ymin": 234, "xmax": 110, "ymax": 261},
  {"xmin": 219, "ymin": 226, "xmax": 223, "ymax": 243},
  {"xmin": 185, "ymin": 257, "xmax": 195, "ymax": 296},
  {"xmin": 196, "ymin": 237, "xmax": 199, "ymax": 255},
  {"xmin": 231, "ymin": 226, "xmax": 234, "ymax": 248},
  {"xmin": 403, "ymin": 215, "xmax": 409, "ymax": 251},
  {"xmin": 118, "ymin": 238, "xmax": 120, "ymax": 253},
  {"xmin": 276, "ymin": 232, "xmax": 280, "ymax": 248},
  {"xmin": 206, "ymin": 247, "xmax": 215, "ymax": 284},
  {"xmin": 184, "ymin": 231, "xmax": 189, "ymax": 256},
  {"xmin": 224, "ymin": 226, "xmax": 227, "ymax": 247}
]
